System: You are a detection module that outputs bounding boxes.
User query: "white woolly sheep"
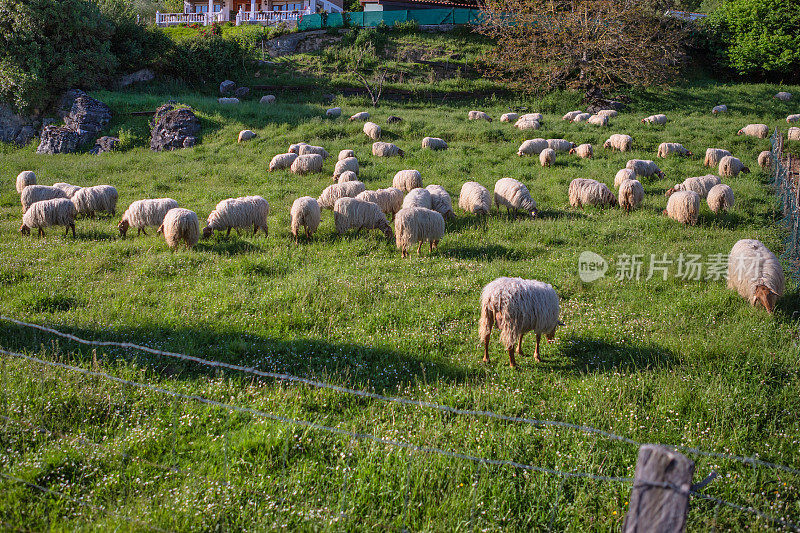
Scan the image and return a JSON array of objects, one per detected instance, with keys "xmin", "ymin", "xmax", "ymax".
[
  {"xmin": 514, "ymin": 117, "xmax": 541, "ymax": 130},
  {"xmin": 517, "ymin": 138, "xmax": 548, "ymax": 157},
  {"xmin": 459, "ymin": 181, "xmax": 491, "ymax": 216},
  {"xmin": 260, "ymin": 95, "xmax": 276, "ymax": 104},
  {"xmin": 572, "ymin": 113, "xmax": 591, "ymax": 123},
  {"xmin": 706, "ymin": 184, "xmax": 734, "ymax": 213},
  {"xmin": 468, "ymin": 110, "xmax": 492, "ymax": 122},
  {"xmin": 349, "ymin": 112, "xmax": 370, "ymax": 122},
  {"xmin": 290, "ymin": 196, "xmax": 321, "ymax": 240},
  {"xmin": 426, "ymin": 184, "xmax": 455, "ymax": 220},
  {"xmin": 603, "ymin": 134, "xmax": 633, "ymax": 152},
  {"xmin": 789, "ymin": 127, "xmax": 800, "ymax": 141},
  {"xmin": 394, "ymin": 207, "xmax": 445, "ymax": 257},
  {"xmin": 642, "ymin": 114, "xmax": 667, "ymax": 125},
  {"xmin": 618, "ymin": 179, "xmax": 644, "ymax": 212},
  {"xmin": 19, "ymin": 198, "xmax": 77, "ymax": 238},
  {"xmin": 727, "ymin": 239, "xmax": 784, "ymax": 313},
  {"xmin": 737, "ymin": 124, "xmax": 769, "ymax": 138},
  {"xmin": 218, "ymin": 97, "xmax": 239, "ymax": 105},
  {"xmin": 704, "ymin": 148, "xmax": 732, "ymax": 167},
  {"xmin": 494, "ymin": 177, "xmax": 538, "ymax": 217},
  {"xmin": 500, "ymin": 113, "xmax": 519, "ymax": 123},
  {"xmin": 787, "ymin": 114, "xmax": 800, "ymax": 123},
  {"xmin": 356, "ymin": 188, "xmax": 404, "ymax": 220},
  {"xmin": 335, "ymin": 170, "xmax": 359, "ymax": 183},
  {"xmin": 20, "ymin": 185, "xmax": 67, "ymax": 213},
  {"xmin": 712, "ymin": 105, "xmax": 728, "ymax": 114},
  {"xmin": 52, "ymin": 183, "xmax": 82, "ymax": 198},
  {"xmin": 614, "ymin": 168, "xmax": 636, "ymax": 188},
  {"xmin": 402, "ymin": 188, "xmax": 432, "ymax": 210},
  {"xmin": 587, "ymin": 114, "xmax": 608, "ymax": 126},
  {"xmin": 479, "ymin": 277, "xmax": 562, "ymax": 367},
  {"xmin": 520, "ymin": 113, "xmax": 543, "ymax": 122},
  {"xmin": 597, "ymin": 109, "xmax": 618, "ymax": 118},
  {"xmin": 318, "ymin": 181, "xmax": 366, "ymax": 209},
  {"xmin": 118, "ymin": 198, "xmax": 178, "ymax": 237},
  {"xmin": 363, "ymin": 122, "xmax": 381, "ymax": 141},
  {"xmin": 333, "ymin": 157, "xmax": 359, "ymax": 179},
  {"xmin": 758, "ymin": 150, "xmax": 774, "ymax": 169},
  {"xmin": 71, "ymin": 185, "xmax": 118, "ymax": 218},
  {"xmin": 338, "ymin": 149, "xmax": 355, "ymax": 160},
  {"xmin": 202, "ymin": 196, "xmax": 269, "ymax": 238},
  {"xmin": 16, "ymin": 171, "xmax": 36, "ymax": 193},
  {"xmin": 775, "ymin": 92, "xmax": 792, "ymax": 101},
  {"xmin": 333, "ymin": 197, "xmax": 393, "ymax": 239},
  {"xmin": 422, "ymin": 137, "xmax": 448, "ymax": 150},
  {"xmin": 269, "ymin": 152, "xmax": 298, "ymax": 171},
  {"xmin": 657, "ymin": 142, "xmax": 692, "ymax": 158},
  {"xmin": 298, "ymin": 145, "xmax": 330, "ymax": 159},
  {"xmin": 626, "ymin": 159, "xmax": 664, "ymax": 178},
  {"xmin": 393, "ymin": 170, "xmax": 423, "ymax": 192},
  {"xmin": 372, "ymin": 142, "xmax": 404, "ymax": 157},
  {"xmin": 326, "ymin": 107, "xmax": 342, "ymax": 118},
  {"xmin": 238, "ymin": 130, "xmax": 256, "ymax": 143},
  {"xmin": 291, "ymin": 154, "xmax": 324, "ymax": 175},
  {"xmin": 562, "ymin": 111, "xmax": 583, "ymax": 121},
  {"xmin": 663, "ymin": 190, "xmax": 699, "ymax": 225},
  {"xmin": 570, "ymin": 144, "xmax": 593, "ymax": 159},
  {"xmin": 547, "ymin": 139, "xmax": 575, "ymax": 152},
  {"xmin": 665, "ymin": 174, "xmax": 721, "ymax": 198},
  {"xmin": 289, "ymin": 142, "xmax": 308, "ymax": 154},
  {"xmin": 568, "ymin": 178, "xmax": 616, "ymax": 208},
  {"xmin": 158, "ymin": 208, "xmax": 199, "ymax": 249},
  {"xmin": 539, "ymin": 148, "xmax": 556, "ymax": 167},
  {"xmin": 719, "ymin": 155, "xmax": 750, "ymax": 177}
]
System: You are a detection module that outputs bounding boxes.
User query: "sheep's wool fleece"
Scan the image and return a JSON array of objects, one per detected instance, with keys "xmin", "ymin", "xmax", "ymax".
[
  {"xmin": 206, "ymin": 196, "xmax": 269, "ymax": 232},
  {"xmin": 673, "ymin": 175, "xmax": 721, "ymax": 198},
  {"xmin": 738, "ymin": 124, "xmax": 768, "ymax": 138},
  {"xmin": 333, "ymin": 197, "xmax": 391, "ymax": 235},
  {"xmin": 291, "ymin": 154, "xmax": 324, "ymax": 174},
  {"xmin": 727, "ymin": 239, "xmax": 784, "ymax": 305},
  {"xmin": 539, "ymin": 148, "xmax": 556, "ymax": 166},
  {"xmin": 626, "ymin": 159, "xmax": 661, "ymax": 177},
  {"xmin": 789, "ymin": 127, "xmax": 800, "ymax": 141},
  {"xmin": 394, "ymin": 207, "xmax": 445, "ymax": 249},
  {"xmin": 425, "ymin": 184, "xmax": 454, "ymax": 218},
  {"xmin": 568, "ymin": 179, "xmax": 615, "ymax": 208},
  {"xmin": 573, "ymin": 144, "xmax": 593, "ymax": 158},
  {"xmin": 337, "ymin": 171, "xmax": 358, "ymax": 183},
  {"xmin": 605, "ymin": 134, "xmax": 633, "ymax": 151},
  {"xmin": 162, "ymin": 208, "xmax": 199, "ymax": 249},
  {"xmin": 290, "ymin": 196, "xmax": 321, "ymax": 237},
  {"xmin": 643, "ymin": 114, "xmax": 667, "ymax": 125},
  {"xmin": 618, "ymin": 179, "xmax": 644, "ymax": 211},
  {"xmin": 719, "ymin": 156, "xmax": 746, "ymax": 177},
  {"xmin": 21, "ymin": 185, "xmax": 68, "ymax": 213},
  {"xmin": 479, "ymin": 277, "xmax": 560, "ymax": 350},
  {"xmin": 52, "ymin": 182, "xmax": 82, "ymax": 198},
  {"xmin": 514, "ymin": 117, "xmax": 540, "ymax": 130},
  {"xmin": 614, "ymin": 169, "xmax": 636, "ymax": 188},
  {"xmin": 350, "ymin": 112, "xmax": 369, "ymax": 121},
  {"xmin": 658, "ymin": 143, "xmax": 689, "ymax": 158},
  {"xmin": 562, "ymin": 111, "xmax": 582, "ymax": 121},
  {"xmin": 704, "ymin": 148, "xmax": 731, "ymax": 167},
  {"xmin": 392, "ymin": 170, "xmax": 423, "ymax": 192},
  {"xmin": 22, "ymin": 198, "xmax": 76, "ymax": 229},
  {"xmin": 356, "ymin": 188, "xmax": 403, "ymax": 216},
  {"xmin": 500, "ymin": 113, "xmax": 519, "ymax": 123},
  {"xmin": 122, "ymin": 198, "xmax": 178, "ymax": 228},
  {"xmin": 338, "ymin": 149, "xmax": 355, "ymax": 160},
  {"xmin": 16, "ymin": 171, "xmax": 36, "ymax": 193},
  {"xmin": 758, "ymin": 151, "xmax": 773, "ymax": 168},
  {"xmin": 269, "ymin": 152, "xmax": 298, "ymax": 171},
  {"xmin": 665, "ymin": 191, "xmax": 699, "ymax": 224},
  {"xmin": 422, "ymin": 137, "xmax": 448, "ymax": 150},
  {"xmin": 518, "ymin": 138, "xmax": 548, "ymax": 156},
  {"xmin": 298, "ymin": 145, "xmax": 330, "ymax": 159},
  {"xmin": 318, "ymin": 181, "xmax": 366, "ymax": 209},
  {"xmin": 707, "ymin": 184, "xmax": 734, "ymax": 213},
  {"xmin": 494, "ymin": 178, "xmax": 536, "ymax": 213},
  {"xmin": 334, "ymin": 157, "xmax": 359, "ymax": 177},
  {"xmin": 468, "ymin": 110, "xmax": 491, "ymax": 121},
  {"xmin": 459, "ymin": 181, "xmax": 491, "ymax": 215},
  {"xmin": 363, "ymin": 122, "xmax": 381, "ymax": 140},
  {"xmin": 71, "ymin": 185, "xmax": 118, "ymax": 216},
  {"xmin": 372, "ymin": 142, "xmax": 402, "ymax": 157},
  {"xmin": 547, "ymin": 139, "xmax": 574, "ymax": 152},
  {"xmin": 402, "ymin": 188, "xmax": 432, "ymax": 210},
  {"xmin": 587, "ymin": 114, "xmax": 608, "ymax": 126}
]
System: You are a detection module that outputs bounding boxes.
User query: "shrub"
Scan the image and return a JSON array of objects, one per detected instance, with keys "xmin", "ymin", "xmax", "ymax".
[
  {"xmin": 156, "ymin": 32, "xmax": 249, "ymax": 84},
  {"xmin": 94, "ymin": 0, "xmax": 172, "ymax": 72}
]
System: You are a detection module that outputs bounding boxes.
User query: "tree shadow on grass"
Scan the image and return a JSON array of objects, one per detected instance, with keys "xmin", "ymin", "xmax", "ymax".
[
  {"xmin": 442, "ymin": 244, "xmax": 525, "ymax": 262},
  {"xmin": 547, "ymin": 335, "xmax": 677, "ymax": 375},
  {"xmin": 195, "ymin": 237, "xmax": 267, "ymax": 255}
]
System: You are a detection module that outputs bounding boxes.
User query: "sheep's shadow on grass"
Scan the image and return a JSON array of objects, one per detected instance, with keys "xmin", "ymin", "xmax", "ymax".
[
  {"xmin": 447, "ymin": 215, "xmax": 489, "ymax": 233},
  {"xmin": 537, "ymin": 209, "xmax": 588, "ymax": 221},
  {"xmin": 548, "ymin": 335, "xmax": 676, "ymax": 374},
  {"xmin": 73, "ymin": 229, "xmax": 119, "ymax": 241},
  {"xmin": 195, "ymin": 237, "xmax": 267, "ymax": 255},
  {"xmin": 778, "ymin": 288, "xmax": 800, "ymax": 320},
  {"xmin": 442, "ymin": 244, "xmax": 525, "ymax": 262},
  {"xmin": 698, "ymin": 211, "xmax": 747, "ymax": 229}
]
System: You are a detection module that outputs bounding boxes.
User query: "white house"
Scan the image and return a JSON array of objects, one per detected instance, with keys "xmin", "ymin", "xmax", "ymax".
[{"xmin": 156, "ymin": 0, "xmax": 343, "ymax": 26}]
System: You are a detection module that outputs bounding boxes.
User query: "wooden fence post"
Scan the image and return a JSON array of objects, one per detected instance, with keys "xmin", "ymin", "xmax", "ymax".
[{"xmin": 622, "ymin": 445, "xmax": 695, "ymax": 533}]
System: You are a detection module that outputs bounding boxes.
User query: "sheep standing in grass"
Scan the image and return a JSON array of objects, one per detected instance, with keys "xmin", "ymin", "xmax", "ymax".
[
  {"xmin": 468, "ymin": 110, "xmax": 492, "ymax": 122},
  {"xmin": 663, "ymin": 190, "xmax": 699, "ymax": 225},
  {"xmin": 238, "ymin": 130, "xmax": 256, "ymax": 143},
  {"xmin": 587, "ymin": 114, "xmax": 608, "ymax": 126},
  {"xmin": 356, "ymin": 188, "xmax": 404, "ymax": 220},
  {"xmin": 569, "ymin": 179, "xmax": 616, "ymax": 208},
  {"xmin": 494, "ymin": 178, "xmax": 538, "ymax": 217},
  {"xmin": 338, "ymin": 149, "xmax": 355, "ymax": 160},
  {"xmin": 335, "ymin": 171, "xmax": 358, "ymax": 183},
  {"xmin": 642, "ymin": 114, "xmax": 667, "ymax": 125},
  {"xmin": 158, "ymin": 208, "xmax": 199, "ymax": 249},
  {"xmin": 290, "ymin": 196, "xmax": 321, "ymax": 240},
  {"xmin": 737, "ymin": 124, "xmax": 769, "ymax": 138},
  {"xmin": 547, "ymin": 139, "xmax": 575, "ymax": 152},
  {"xmin": 719, "ymin": 156, "xmax": 749, "ymax": 177},
  {"xmin": 363, "ymin": 122, "xmax": 381, "ymax": 141},
  {"xmin": 394, "ymin": 207, "xmax": 444, "ymax": 257},
  {"xmin": 426, "ymin": 184, "xmax": 455, "ymax": 220},
  {"xmin": 657, "ymin": 143, "xmax": 692, "ymax": 158},
  {"xmin": 326, "ymin": 107, "xmax": 342, "ymax": 118},
  {"xmin": 291, "ymin": 154, "xmax": 324, "ymax": 175},
  {"xmin": 479, "ymin": 277, "xmax": 562, "ymax": 367},
  {"xmin": 402, "ymin": 188, "xmax": 432, "ymax": 210},
  {"xmin": 603, "ymin": 134, "xmax": 633, "ymax": 152},
  {"xmin": 53, "ymin": 183, "xmax": 82, "ymax": 198},
  {"xmin": 298, "ymin": 145, "xmax": 330, "ymax": 159},
  {"xmin": 422, "ymin": 137, "xmax": 448, "ymax": 150},
  {"xmin": 775, "ymin": 92, "xmax": 792, "ymax": 101},
  {"xmin": 614, "ymin": 168, "xmax": 636, "ymax": 188},
  {"xmin": 712, "ymin": 105, "xmax": 728, "ymax": 114},
  {"xmin": 626, "ymin": 159, "xmax": 664, "ymax": 178},
  {"xmin": 71, "ymin": 185, "xmax": 118, "ymax": 218},
  {"xmin": 787, "ymin": 115, "xmax": 800, "ymax": 123},
  {"xmin": 517, "ymin": 138, "xmax": 548, "ymax": 156},
  {"xmin": 562, "ymin": 111, "xmax": 582, "ymax": 121},
  {"xmin": 539, "ymin": 148, "xmax": 556, "ymax": 167},
  {"xmin": 19, "ymin": 198, "xmax": 76, "ymax": 238},
  {"xmin": 202, "ymin": 196, "xmax": 270, "ymax": 238},
  {"xmin": 665, "ymin": 175, "xmax": 721, "ymax": 198},
  {"xmin": 570, "ymin": 144, "xmax": 593, "ymax": 158},
  {"xmin": 514, "ymin": 116, "xmax": 540, "ymax": 130},
  {"xmin": 333, "ymin": 197, "xmax": 393, "ymax": 239},
  {"xmin": 459, "ymin": 181, "xmax": 491, "ymax": 216},
  {"xmin": 16, "ymin": 171, "xmax": 36, "ymax": 193},
  {"xmin": 704, "ymin": 148, "xmax": 732, "ymax": 167},
  {"xmin": 597, "ymin": 109, "xmax": 618, "ymax": 118},
  {"xmin": 758, "ymin": 151, "xmax": 774, "ymax": 169},
  {"xmin": 289, "ymin": 142, "xmax": 308, "ymax": 154},
  {"xmin": 21, "ymin": 185, "xmax": 67, "ymax": 213},
  {"xmin": 393, "ymin": 170, "xmax": 423, "ymax": 192},
  {"xmin": 500, "ymin": 113, "xmax": 519, "ymax": 123},
  {"xmin": 269, "ymin": 153, "xmax": 298, "ymax": 171},
  {"xmin": 707, "ymin": 184, "xmax": 734, "ymax": 213},
  {"xmin": 333, "ymin": 157, "xmax": 359, "ymax": 179},
  {"xmin": 318, "ymin": 181, "xmax": 366, "ymax": 209},
  {"xmin": 572, "ymin": 113, "xmax": 591, "ymax": 123},
  {"xmin": 618, "ymin": 179, "xmax": 644, "ymax": 212},
  {"xmin": 118, "ymin": 198, "xmax": 178, "ymax": 237},
  {"xmin": 727, "ymin": 239, "xmax": 784, "ymax": 313},
  {"xmin": 789, "ymin": 127, "xmax": 800, "ymax": 141},
  {"xmin": 349, "ymin": 112, "xmax": 370, "ymax": 121},
  {"xmin": 372, "ymin": 142, "xmax": 404, "ymax": 157}
]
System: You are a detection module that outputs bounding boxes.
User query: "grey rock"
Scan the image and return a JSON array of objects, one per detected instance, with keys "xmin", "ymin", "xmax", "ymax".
[
  {"xmin": 220, "ymin": 80, "xmax": 236, "ymax": 95},
  {"xmin": 387, "ymin": 116, "xmax": 402, "ymax": 124},
  {"xmin": 0, "ymin": 103, "xmax": 38, "ymax": 146},
  {"xmin": 260, "ymin": 95, "xmax": 276, "ymax": 104},
  {"xmin": 15, "ymin": 126, "xmax": 36, "ymax": 146},
  {"xmin": 234, "ymin": 86, "xmax": 250, "ymax": 98},
  {"xmin": 116, "ymin": 68, "xmax": 155, "ymax": 89},
  {"xmin": 36, "ymin": 126, "xmax": 82, "ymax": 154},
  {"xmin": 150, "ymin": 104, "xmax": 201, "ymax": 152},
  {"xmin": 58, "ymin": 89, "xmax": 111, "ymax": 144},
  {"xmin": 89, "ymin": 136, "xmax": 120, "ymax": 154}
]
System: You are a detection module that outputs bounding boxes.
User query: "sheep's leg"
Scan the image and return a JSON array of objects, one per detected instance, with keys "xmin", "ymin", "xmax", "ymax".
[
  {"xmin": 401, "ymin": 247, "xmax": 408, "ymax": 258},
  {"xmin": 235, "ymin": 228, "xmax": 242, "ymax": 236},
  {"xmin": 516, "ymin": 334, "xmax": 526, "ymax": 357},
  {"xmin": 429, "ymin": 241, "xmax": 434, "ymax": 253},
  {"xmin": 64, "ymin": 226, "xmax": 69, "ymax": 237},
  {"xmin": 226, "ymin": 227, "xmax": 231, "ymax": 237},
  {"xmin": 38, "ymin": 228, "xmax": 44, "ymax": 237},
  {"xmin": 482, "ymin": 324, "xmax": 492, "ymax": 364},
  {"xmin": 253, "ymin": 223, "xmax": 258, "ymax": 235},
  {"xmin": 507, "ymin": 347, "xmax": 517, "ymax": 368},
  {"xmin": 533, "ymin": 334, "xmax": 542, "ymax": 363},
  {"xmin": 141, "ymin": 228, "xmax": 147, "ymax": 236},
  {"xmin": 305, "ymin": 227, "xmax": 311, "ymax": 239},
  {"xmin": 263, "ymin": 225, "xmax": 268, "ymax": 237},
  {"xmin": 417, "ymin": 241, "xmax": 423, "ymax": 254}
]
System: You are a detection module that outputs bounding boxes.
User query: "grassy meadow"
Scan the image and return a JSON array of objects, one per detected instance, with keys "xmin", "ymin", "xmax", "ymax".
[{"xmin": 0, "ymin": 78, "xmax": 800, "ymax": 531}]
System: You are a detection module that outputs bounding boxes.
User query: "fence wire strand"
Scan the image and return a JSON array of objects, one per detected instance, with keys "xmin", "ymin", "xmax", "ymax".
[{"xmin": 772, "ymin": 128, "xmax": 800, "ymax": 282}]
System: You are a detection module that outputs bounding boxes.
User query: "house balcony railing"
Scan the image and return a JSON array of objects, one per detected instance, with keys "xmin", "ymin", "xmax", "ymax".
[{"xmin": 155, "ymin": 6, "xmax": 325, "ymax": 27}]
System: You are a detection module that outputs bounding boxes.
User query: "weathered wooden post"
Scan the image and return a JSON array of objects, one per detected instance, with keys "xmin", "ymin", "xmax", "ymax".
[{"xmin": 622, "ymin": 445, "xmax": 695, "ymax": 533}]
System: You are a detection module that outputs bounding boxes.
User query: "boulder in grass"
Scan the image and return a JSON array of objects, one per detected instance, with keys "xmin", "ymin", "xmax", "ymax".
[{"xmin": 150, "ymin": 104, "xmax": 201, "ymax": 151}]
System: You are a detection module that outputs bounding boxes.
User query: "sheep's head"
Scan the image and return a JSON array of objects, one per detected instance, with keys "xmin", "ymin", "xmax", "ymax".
[
  {"xmin": 641, "ymin": 118, "xmax": 646, "ymax": 123},
  {"xmin": 397, "ymin": 148, "xmax": 405, "ymax": 157},
  {"xmin": 202, "ymin": 226, "xmax": 213, "ymax": 239},
  {"xmin": 486, "ymin": 117, "xmax": 493, "ymax": 122},
  {"xmin": 546, "ymin": 319, "xmax": 565, "ymax": 342},
  {"xmin": 381, "ymin": 224, "xmax": 393, "ymax": 240},
  {"xmin": 737, "ymin": 129, "xmax": 744, "ymax": 135},
  {"xmin": 603, "ymin": 140, "xmax": 611, "ymax": 149},
  {"xmin": 665, "ymin": 186, "xmax": 678, "ymax": 197},
  {"xmin": 656, "ymin": 170, "xmax": 666, "ymax": 179},
  {"xmin": 569, "ymin": 148, "xmax": 576, "ymax": 155},
  {"xmin": 19, "ymin": 223, "xmax": 30, "ymax": 236},
  {"xmin": 118, "ymin": 219, "xmax": 129, "ymax": 237},
  {"xmin": 686, "ymin": 151, "xmax": 694, "ymax": 157},
  {"xmin": 529, "ymin": 207, "xmax": 539, "ymax": 218},
  {"xmin": 754, "ymin": 284, "xmax": 779, "ymax": 313},
  {"xmin": 742, "ymin": 166, "xmax": 751, "ymax": 174},
  {"xmin": 157, "ymin": 224, "xmax": 164, "ymax": 235}
]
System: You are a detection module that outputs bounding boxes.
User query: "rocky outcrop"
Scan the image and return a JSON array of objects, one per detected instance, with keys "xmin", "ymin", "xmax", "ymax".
[
  {"xmin": 584, "ymin": 86, "xmax": 628, "ymax": 114},
  {"xmin": 0, "ymin": 104, "xmax": 38, "ymax": 146},
  {"xmin": 89, "ymin": 136, "xmax": 120, "ymax": 154},
  {"xmin": 116, "ymin": 68, "xmax": 155, "ymax": 89},
  {"xmin": 220, "ymin": 80, "xmax": 236, "ymax": 94},
  {"xmin": 58, "ymin": 89, "xmax": 112, "ymax": 144},
  {"xmin": 234, "ymin": 86, "xmax": 250, "ymax": 99},
  {"xmin": 150, "ymin": 104, "xmax": 201, "ymax": 151},
  {"xmin": 36, "ymin": 126, "xmax": 82, "ymax": 154}
]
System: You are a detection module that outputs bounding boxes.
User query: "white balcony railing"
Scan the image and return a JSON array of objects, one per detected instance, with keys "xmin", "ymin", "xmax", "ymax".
[{"xmin": 235, "ymin": 9, "xmax": 308, "ymax": 25}]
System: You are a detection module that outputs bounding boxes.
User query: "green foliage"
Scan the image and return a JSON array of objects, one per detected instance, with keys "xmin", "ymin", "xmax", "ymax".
[
  {"xmin": 94, "ymin": 0, "xmax": 172, "ymax": 72},
  {"xmin": 157, "ymin": 32, "xmax": 250, "ymax": 85},
  {"xmin": 392, "ymin": 19, "xmax": 420, "ymax": 32}
]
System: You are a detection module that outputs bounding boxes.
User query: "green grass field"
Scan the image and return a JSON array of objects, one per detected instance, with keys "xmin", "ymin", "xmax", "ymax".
[{"xmin": 1, "ymin": 78, "xmax": 799, "ymax": 531}]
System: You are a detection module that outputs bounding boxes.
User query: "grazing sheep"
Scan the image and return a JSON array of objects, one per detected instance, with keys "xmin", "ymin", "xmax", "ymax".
[
  {"xmin": 787, "ymin": 114, "xmax": 800, "ymax": 123},
  {"xmin": 218, "ymin": 97, "xmax": 239, "ymax": 104},
  {"xmin": 665, "ymin": 174, "xmax": 721, "ymax": 198},
  {"xmin": 500, "ymin": 113, "xmax": 519, "ymax": 123},
  {"xmin": 758, "ymin": 151, "xmax": 774, "ymax": 169},
  {"xmin": 19, "ymin": 198, "xmax": 76, "ymax": 237},
  {"xmin": 426, "ymin": 184, "xmax": 455, "ymax": 220},
  {"xmin": 657, "ymin": 142, "xmax": 692, "ymax": 158},
  {"xmin": 269, "ymin": 152, "xmax": 298, "ymax": 171},
  {"xmin": 520, "ymin": 113, "xmax": 543, "ymax": 122},
  {"xmin": 572, "ymin": 113, "xmax": 591, "ymax": 123},
  {"xmin": 479, "ymin": 277, "xmax": 562, "ymax": 367},
  {"xmin": 707, "ymin": 184, "xmax": 734, "ymax": 213},
  {"xmin": 356, "ymin": 187, "xmax": 404, "ymax": 220},
  {"xmin": 539, "ymin": 148, "xmax": 556, "ymax": 167},
  {"xmin": 335, "ymin": 171, "xmax": 359, "ymax": 183},
  {"xmin": 789, "ymin": 127, "xmax": 800, "ymax": 141},
  {"xmin": 118, "ymin": 198, "xmax": 178, "ymax": 237},
  {"xmin": 202, "ymin": 196, "xmax": 269, "ymax": 238},
  {"xmin": 333, "ymin": 197, "xmax": 392, "ymax": 239},
  {"xmin": 298, "ymin": 145, "xmax": 330, "ymax": 159},
  {"xmin": 642, "ymin": 114, "xmax": 667, "ymax": 125},
  {"xmin": 422, "ymin": 137, "xmax": 448, "ymax": 150},
  {"xmin": 468, "ymin": 110, "xmax": 492, "ymax": 122},
  {"xmin": 15, "ymin": 171, "xmax": 36, "ymax": 193},
  {"xmin": 775, "ymin": 92, "xmax": 792, "ymax": 101},
  {"xmin": 618, "ymin": 179, "xmax": 644, "ymax": 212},
  {"xmin": 290, "ymin": 196, "xmax": 321, "ymax": 240},
  {"xmin": 158, "ymin": 208, "xmax": 199, "ymax": 249},
  {"xmin": 587, "ymin": 114, "xmax": 608, "ymax": 126},
  {"xmin": 704, "ymin": 148, "xmax": 732, "ymax": 167},
  {"xmin": 260, "ymin": 95, "xmax": 276, "ymax": 104},
  {"xmin": 614, "ymin": 168, "xmax": 636, "ymax": 188},
  {"xmin": 394, "ymin": 207, "xmax": 444, "ymax": 257},
  {"xmin": 568, "ymin": 178, "xmax": 616, "ymax": 208},
  {"xmin": 20, "ymin": 185, "xmax": 67, "ymax": 213},
  {"xmin": 52, "ymin": 183, "xmax": 82, "ymax": 198},
  {"xmin": 326, "ymin": 107, "xmax": 342, "ymax": 118},
  {"xmin": 318, "ymin": 181, "xmax": 366, "ymax": 209},
  {"xmin": 570, "ymin": 144, "xmax": 593, "ymax": 158},
  {"xmin": 71, "ymin": 185, "xmax": 118, "ymax": 218},
  {"xmin": 349, "ymin": 112, "xmax": 370, "ymax": 121},
  {"xmin": 737, "ymin": 124, "xmax": 769, "ymax": 138},
  {"xmin": 494, "ymin": 177, "xmax": 538, "ymax": 217},
  {"xmin": 727, "ymin": 239, "xmax": 784, "ymax": 313},
  {"xmin": 626, "ymin": 159, "xmax": 664, "ymax": 178},
  {"xmin": 393, "ymin": 170, "xmax": 423, "ymax": 192},
  {"xmin": 333, "ymin": 157, "xmax": 359, "ymax": 179},
  {"xmin": 547, "ymin": 139, "xmax": 575, "ymax": 152},
  {"xmin": 338, "ymin": 149, "xmax": 355, "ymax": 160},
  {"xmin": 562, "ymin": 111, "xmax": 583, "ymax": 121},
  {"xmin": 238, "ymin": 130, "xmax": 256, "ymax": 143},
  {"xmin": 514, "ymin": 116, "xmax": 541, "ymax": 130},
  {"xmin": 603, "ymin": 134, "xmax": 633, "ymax": 152},
  {"xmin": 517, "ymin": 138, "xmax": 548, "ymax": 157},
  {"xmin": 289, "ymin": 142, "xmax": 308, "ymax": 154},
  {"xmin": 402, "ymin": 187, "xmax": 432, "ymax": 210},
  {"xmin": 363, "ymin": 122, "xmax": 381, "ymax": 141},
  {"xmin": 663, "ymin": 190, "xmax": 700, "ymax": 225},
  {"xmin": 459, "ymin": 181, "xmax": 491, "ymax": 216},
  {"xmin": 291, "ymin": 154, "xmax": 324, "ymax": 175},
  {"xmin": 372, "ymin": 142, "xmax": 404, "ymax": 157},
  {"xmin": 719, "ymin": 155, "xmax": 750, "ymax": 177},
  {"xmin": 712, "ymin": 105, "xmax": 728, "ymax": 114},
  {"xmin": 597, "ymin": 109, "xmax": 618, "ymax": 118}
]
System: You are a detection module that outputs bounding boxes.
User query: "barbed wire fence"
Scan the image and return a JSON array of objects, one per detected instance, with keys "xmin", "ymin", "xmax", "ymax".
[
  {"xmin": 1, "ymin": 316, "xmax": 800, "ymax": 531},
  {"xmin": 771, "ymin": 128, "xmax": 800, "ymax": 282}
]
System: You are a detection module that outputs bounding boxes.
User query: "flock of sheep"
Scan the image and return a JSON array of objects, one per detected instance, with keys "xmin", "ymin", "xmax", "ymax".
[{"xmin": 11, "ymin": 91, "xmax": 796, "ymax": 367}]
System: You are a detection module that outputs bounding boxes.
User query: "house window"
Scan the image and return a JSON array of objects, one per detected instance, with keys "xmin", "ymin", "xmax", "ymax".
[
  {"xmin": 194, "ymin": 4, "xmax": 221, "ymax": 12},
  {"xmin": 275, "ymin": 2, "xmax": 303, "ymax": 10}
]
